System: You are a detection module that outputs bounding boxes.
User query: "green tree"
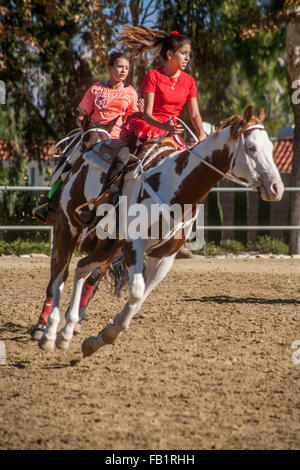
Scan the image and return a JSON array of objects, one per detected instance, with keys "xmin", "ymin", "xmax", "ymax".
[
  {"xmin": 235, "ymin": 0, "xmax": 300, "ymax": 252},
  {"xmin": 0, "ymin": 0, "xmax": 125, "ymax": 139},
  {"xmin": 156, "ymin": 0, "xmax": 288, "ymax": 128},
  {"xmin": 0, "ymin": 0, "xmax": 124, "ymax": 232}
]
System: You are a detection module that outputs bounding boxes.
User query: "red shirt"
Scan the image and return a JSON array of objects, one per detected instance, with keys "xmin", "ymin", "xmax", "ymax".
[{"xmin": 140, "ymin": 67, "xmax": 197, "ymax": 122}]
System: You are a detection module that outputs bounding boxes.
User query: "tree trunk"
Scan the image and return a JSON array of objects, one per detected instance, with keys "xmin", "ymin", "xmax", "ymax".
[{"xmin": 286, "ymin": 4, "xmax": 300, "ymax": 253}]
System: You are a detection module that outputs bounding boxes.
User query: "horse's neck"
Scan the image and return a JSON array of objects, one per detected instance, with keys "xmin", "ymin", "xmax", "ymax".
[
  {"xmin": 167, "ymin": 126, "xmax": 236, "ymax": 206},
  {"xmin": 126, "ymin": 126, "xmax": 237, "ymax": 207},
  {"xmin": 193, "ymin": 126, "xmax": 234, "ymax": 158}
]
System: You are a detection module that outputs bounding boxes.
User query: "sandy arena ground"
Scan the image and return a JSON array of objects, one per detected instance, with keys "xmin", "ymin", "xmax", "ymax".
[{"xmin": 0, "ymin": 254, "xmax": 299, "ymax": 450}]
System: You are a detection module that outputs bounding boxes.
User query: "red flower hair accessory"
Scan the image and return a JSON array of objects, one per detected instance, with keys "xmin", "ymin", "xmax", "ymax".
[{"xmin": 170, "ymin": 31, "xmax": 179, "ymax": 35}]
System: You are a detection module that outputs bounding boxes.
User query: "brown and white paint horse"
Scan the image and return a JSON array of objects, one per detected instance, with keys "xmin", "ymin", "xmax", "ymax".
[
  {"xmin": 32, "ymin": 116, "xmax": 176, "ymax": 341},
  {"xmin": 37, "ymin": 106, "xmax": 284, "ymax": 355}
]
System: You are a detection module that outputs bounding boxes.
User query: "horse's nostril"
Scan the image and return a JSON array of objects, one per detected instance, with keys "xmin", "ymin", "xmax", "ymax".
[{"xmin": 272, "ymin": 183, "xmax": 279, "ymax": 195}]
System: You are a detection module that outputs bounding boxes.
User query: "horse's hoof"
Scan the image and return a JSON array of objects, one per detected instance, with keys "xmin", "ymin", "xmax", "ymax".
[
  {"xmin": 31, "ymin": 322, "xmax": 47, "ymax": 341},
  {"xmin": 56, "ymin": 334, "xmax": 71, "ymax": 350},
  {"xmin": 82, "ymin": 336, "xmax": 101, "ymax": 357},
  {"xmin": 38, "ymin": 335, "xmax": 55, "ymax": 352}
]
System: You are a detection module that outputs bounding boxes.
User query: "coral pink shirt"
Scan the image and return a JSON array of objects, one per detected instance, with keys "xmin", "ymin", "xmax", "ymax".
[
  {"xmin": 140, "ymin": 67, "xmax": 197, "ymax": 122},
  {"xmin": 78, "ymin": 82, "xmax": 138, "ymax": 139}
]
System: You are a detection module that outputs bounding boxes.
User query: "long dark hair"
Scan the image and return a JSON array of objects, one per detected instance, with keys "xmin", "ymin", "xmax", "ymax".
[{"xmin": 119, "ymin": 25, "xmax": 191, "ymax": 61}]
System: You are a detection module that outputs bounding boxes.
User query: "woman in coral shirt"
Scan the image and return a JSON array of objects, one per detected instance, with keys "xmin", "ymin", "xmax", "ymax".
[
  {"xmin": 120, "ymin": 26, "xmax": 206, "ymax": 147},
  {"xmin": 34, "ymin": 51, "xmax": 140, "ymax": 224},
  {"xmin": 77, "ymin": 51, "xmax": 139, "ymax": 139}
]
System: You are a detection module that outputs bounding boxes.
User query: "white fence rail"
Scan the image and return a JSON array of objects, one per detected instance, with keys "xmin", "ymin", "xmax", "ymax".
[{"xmin": 0, "ymin": 186, "xmax": 300, "ymax": 235}]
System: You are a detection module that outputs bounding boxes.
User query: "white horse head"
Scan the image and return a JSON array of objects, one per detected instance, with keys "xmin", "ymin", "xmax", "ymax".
[{"xmin": 225, "ymin": 106, "xmax": 284, "ymax": 202}]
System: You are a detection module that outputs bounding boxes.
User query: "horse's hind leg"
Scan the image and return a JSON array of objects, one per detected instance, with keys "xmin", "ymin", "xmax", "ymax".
[
  {"xmin": 38, "ymin": 269, "xmax": 69, "ymax": 351},
  {"xmin": 82, "ymin": 246, "xmax": 176, "ymax": 357}
]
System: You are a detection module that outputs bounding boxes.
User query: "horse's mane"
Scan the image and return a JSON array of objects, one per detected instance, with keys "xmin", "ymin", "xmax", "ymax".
[{"xmin": 215, "ymin": 107, "xmax": 265, "ymax": 139}]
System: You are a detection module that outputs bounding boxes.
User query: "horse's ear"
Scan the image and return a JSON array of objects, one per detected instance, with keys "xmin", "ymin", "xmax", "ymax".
[
  {"xmin": 243, "ymin": 106, "xmax": 253, "ymax": 122},
  {"xmin": 257, "ymin": 107, "xmax": 265, "ymax": 123}
]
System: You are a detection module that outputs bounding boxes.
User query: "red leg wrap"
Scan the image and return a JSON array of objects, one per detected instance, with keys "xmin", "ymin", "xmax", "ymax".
[
  {"xmin": 39, "ymin": 299, "xmax": 54, "ymax": 324},
  {"xmin": 80, "ymin": 283, "xmax": 95, "ymax": 308}
]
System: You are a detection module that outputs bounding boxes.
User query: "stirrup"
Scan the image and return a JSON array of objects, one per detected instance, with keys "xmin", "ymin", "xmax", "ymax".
[{"xmin": 74, "ymin": 185, "xmax": 119, "ymax": 227}]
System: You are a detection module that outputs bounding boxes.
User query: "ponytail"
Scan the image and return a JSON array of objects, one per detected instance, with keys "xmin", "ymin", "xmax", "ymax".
[{"xmin": 119, "ymin": 25, "xmax": 190, "ymax": 60}]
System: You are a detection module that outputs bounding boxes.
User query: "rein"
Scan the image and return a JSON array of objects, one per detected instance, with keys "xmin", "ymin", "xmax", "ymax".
[
  {"xmin": 186, "ymin": 124, "xmax": 266, "ymax": 191},
  {"xmin": 51, "ymin": 127, "xmax": 111, "ymax": 159}
]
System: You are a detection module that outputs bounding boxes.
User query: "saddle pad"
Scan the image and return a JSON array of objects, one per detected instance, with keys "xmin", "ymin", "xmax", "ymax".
[{"xmin": 83, "ymin": 140, "xmax": 120, "ymax": 172}]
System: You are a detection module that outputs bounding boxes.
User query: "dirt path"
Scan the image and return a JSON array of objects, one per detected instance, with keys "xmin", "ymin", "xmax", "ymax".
[{"xmin": 0, "ymin": 255, "xmax": 299, "ymax": 449}]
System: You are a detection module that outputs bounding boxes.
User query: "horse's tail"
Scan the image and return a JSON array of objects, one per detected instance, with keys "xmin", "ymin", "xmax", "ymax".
[{"xmin": 107, "ymin": 249, "xmax": 129, "ymax": 297}]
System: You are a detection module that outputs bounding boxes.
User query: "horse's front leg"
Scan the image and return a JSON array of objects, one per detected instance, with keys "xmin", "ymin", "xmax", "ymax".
[
  {"xmin": 37, "ymin": 265, "xmax": 68, "ymax": 352},
  {"xmin": 37, "ymin": 216, "xmax": 81, "ymax": 350}
]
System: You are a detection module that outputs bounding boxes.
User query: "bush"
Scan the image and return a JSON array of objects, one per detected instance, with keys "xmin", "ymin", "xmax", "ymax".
[
  {"xmin": 0, "ymin": 239, "xmax": 50, "ymax": 256},
  {"xmin": 194, "ymin": 236, "xmax": 290, "ymax": 256},
  {"xmin": 195, "ymin": 241, "xmax": 225, "ymax": 256},
  {"xmin": 247, "ymin": 235, "xmax": 289, "ymax": 255},
  {"xmin": 0, "ymin": 236, "xmax": 290, "ymax": 257},
  {"xmin": 220, "ymin": 239, "xmax": 246, "ymax": 254}
]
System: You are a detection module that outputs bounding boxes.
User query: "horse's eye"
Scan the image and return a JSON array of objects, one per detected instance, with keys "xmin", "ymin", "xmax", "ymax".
[{"xmin": 248, "ymin": 145, "xmax": 256, "ymax": 152}]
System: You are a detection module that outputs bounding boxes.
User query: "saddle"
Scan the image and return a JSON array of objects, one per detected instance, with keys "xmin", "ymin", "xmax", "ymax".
[
  {"xmin": 82, "ymin": 139, "xmax": 121, "ymax": 174},
  {"xmin": 137, "ymin": 136, "xmax": 178, "ymax": 156},
  {"xmin": 73, "ymin": 137, "xmax": 179, "ymax": 227}
]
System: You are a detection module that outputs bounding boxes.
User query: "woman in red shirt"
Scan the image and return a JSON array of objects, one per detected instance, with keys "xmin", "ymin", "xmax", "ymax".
[{"xmin": 120, "ymin": 26, "xmax": 207, "ymax": 147}]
